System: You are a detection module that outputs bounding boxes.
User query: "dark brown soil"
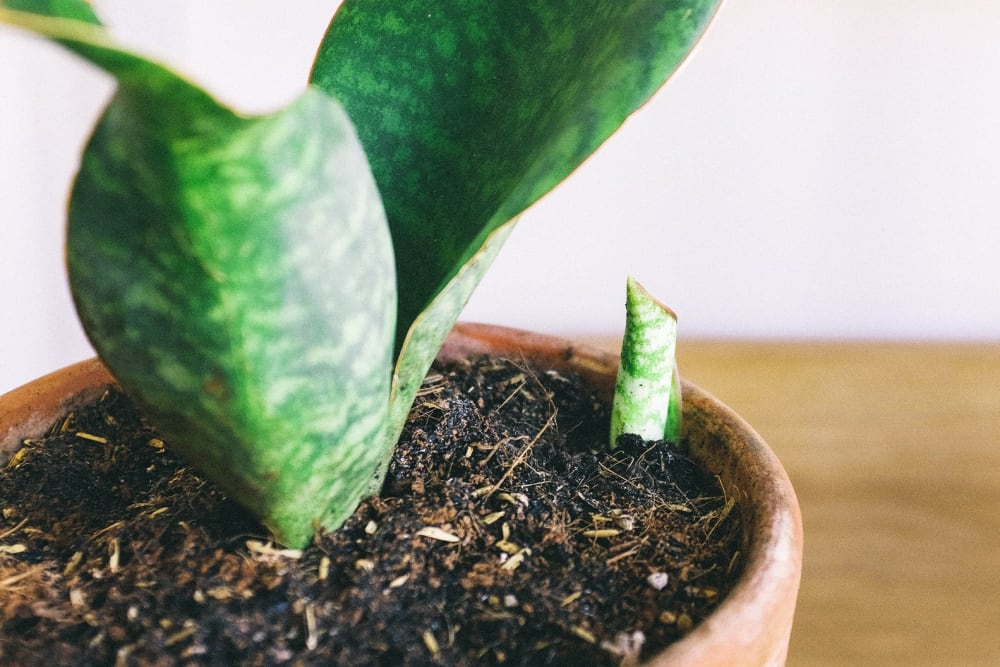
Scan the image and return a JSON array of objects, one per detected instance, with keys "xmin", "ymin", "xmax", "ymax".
[{"xmin": 0, "ymin": 356, "xmax": 741, "ymax": 666}]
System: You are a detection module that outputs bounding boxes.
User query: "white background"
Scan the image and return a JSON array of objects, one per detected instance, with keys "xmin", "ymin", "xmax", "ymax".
[{"xmin": 2, "ymin": 0, "xmax": 999, "ymax": 393}]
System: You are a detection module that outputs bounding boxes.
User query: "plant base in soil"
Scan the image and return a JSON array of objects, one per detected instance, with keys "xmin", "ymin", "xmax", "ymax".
[{"xmin": 0, "ymin": 356, "xmax": 741, "ymax": 665}]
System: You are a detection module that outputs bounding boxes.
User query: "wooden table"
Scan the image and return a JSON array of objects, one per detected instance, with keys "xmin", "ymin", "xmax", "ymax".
[{"xmin": 585, "ymin": 339, "xmax": 1000, "ymax": 666}]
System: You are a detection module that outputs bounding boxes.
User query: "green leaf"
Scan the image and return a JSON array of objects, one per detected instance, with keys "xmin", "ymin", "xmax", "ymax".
[
  {"xmin": 312, "ymin": 1, "xmax": 720, "ymax": 340},
  {"xmin": 610, "ymin": 277, "xmax": 681, "ymax": 446},
  {"xmin": 4, "ymin": 5, "xmax": 397, "ymax": 547},
  {"xmin": 310, "ymin": 0, "xmax": 721, "ymax": 474},
  {"xmin": 2, "ymin": 0, "xmax": 98, "ymax": 24}
]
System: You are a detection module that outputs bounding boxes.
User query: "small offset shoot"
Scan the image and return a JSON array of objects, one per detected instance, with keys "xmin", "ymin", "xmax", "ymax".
[
  {"xmin": 0, "ymin": 0, "xmax": 720, "ymax": 547},
  {"xmin": 611, "ymin": 278, "xmax": 682, "ymax": 447}
]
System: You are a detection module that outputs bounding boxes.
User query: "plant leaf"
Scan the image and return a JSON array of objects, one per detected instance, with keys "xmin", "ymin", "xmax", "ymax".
[
  {"xmin": 310, "ymin": 0, "xmax": 722, "ymax": 473},
  {"xmin": 3, "ymin": 3, "xmax": 397, "ymax": 547},
  {"xmin": 610, "ymin": 278, "xmax": 681, "ymax": 446},
  {"xmin": 312, "ymin": 1, "xmax": 721, "ymax": 340},
  {"xmin": 2, "ymin": 0, "xmax": 98, "ymax": 24}
]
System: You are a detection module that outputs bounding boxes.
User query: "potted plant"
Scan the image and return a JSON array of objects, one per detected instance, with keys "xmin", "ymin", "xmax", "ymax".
[{"xmin": 0, "ymin": 1, "xmax": 802, "ymax": 664}]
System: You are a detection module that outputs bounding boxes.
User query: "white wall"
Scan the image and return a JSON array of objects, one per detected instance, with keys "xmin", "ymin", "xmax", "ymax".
[
  {"xmin": 0, "ymin": 24, "xmax": 111, "ymax": 395},
  {"xmin": 2, "ymin": 0, "xmax": 999, "ymax": 393},
  {"xmin": 467, "ymin": 0, "xmax": 1000, "ymax": 340}
]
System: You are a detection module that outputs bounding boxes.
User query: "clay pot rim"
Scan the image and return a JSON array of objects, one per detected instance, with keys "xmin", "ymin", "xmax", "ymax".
[{"xmin": 0, "ymin": 322, "xmax": 802, "ymax": 666}]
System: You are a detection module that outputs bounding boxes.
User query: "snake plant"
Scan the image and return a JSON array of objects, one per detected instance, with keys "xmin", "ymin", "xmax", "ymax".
[
  {"xmin": 1, "ymin": 0, "xmax": 720, "ymax": 547},
  {"xmin": 611, "ymin": 277, "xmax": 682, "ymax": 447}
]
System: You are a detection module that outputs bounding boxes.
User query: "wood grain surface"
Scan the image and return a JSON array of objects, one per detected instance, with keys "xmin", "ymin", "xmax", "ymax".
[{"xmin": 583, "ymin": 338, "xmax": 1000, "ymax": 666}]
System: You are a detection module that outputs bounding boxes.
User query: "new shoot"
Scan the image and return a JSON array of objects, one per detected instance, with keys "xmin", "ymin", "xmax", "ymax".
[{"xmin": 610, "ymin": 277, "xmax": 681, "ymax": 447}]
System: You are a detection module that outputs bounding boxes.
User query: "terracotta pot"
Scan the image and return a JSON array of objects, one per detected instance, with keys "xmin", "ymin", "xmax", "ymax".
[{"xmin": 0, "ymin": 323, "xmax": 803, "ymax": 666}]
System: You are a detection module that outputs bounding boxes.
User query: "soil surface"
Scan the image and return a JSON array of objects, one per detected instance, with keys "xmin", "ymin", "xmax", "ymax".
[{"xmin": 0, "ymin": 356, "xmax": 741, "ymax": 665}]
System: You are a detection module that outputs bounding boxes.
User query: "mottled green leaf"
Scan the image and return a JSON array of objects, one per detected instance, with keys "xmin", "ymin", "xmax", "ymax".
[
  {"xmin": 313, "ymin": 1, "xmax": 721, "ymax": 337},
  {"xmin": 3, "ymin": 5, "xmax": 397, "ymax": 547},
  {"xmin": 311, "ymin": 0, "xmax": 722, "ymax": 471},
  {"xmin": 610, "ymin": 278, "xmax": 681, "ymax": 446}
]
